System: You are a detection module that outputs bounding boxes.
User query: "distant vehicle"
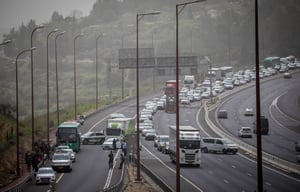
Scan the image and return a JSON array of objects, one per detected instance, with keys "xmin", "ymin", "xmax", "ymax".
[
  {"xmin": 51, "ymin": 153, "xmax": 72, "ymax": 172},
  {"xmin": 238, "ymin": 127, "xmax": 253, "ymax": 138},
  {"xmin": 218, "ymin": 110, "xmax": 228, "ymax": 119},
  {"xmin": 35, "ymin": 167, "xmax": 56, "ymax": 184},
  {"xmin": 201, "ymin": 137, "xmax": 238, "ymax": 154},
  {"xmin": 77, "ymin": 115, "xmax": 85, "ymax": 125},
  {"xmin": 164, "ymin": 80, "xmax": 182, "ymax": 113},
  {"xmin": 56, "ymin": 121, "xmax": 81, "ymax": 152},
  {"xmin": 180, "ymin": 97, "xmax": 190, "ymax": 105},
  {"xmin": 109, "ymin": 113, "xmax": 126, "ymax": 119},
  {"xmin": 169, "ymin": 125, "xmax": 201, "ymax": 167},
  {"xmin": 244, "ymin": 108, "xmax": 254, "ymax": 116},
  {"xmin": 57, "ymin": 148, "xmax": 76, "ymax": 162},
  {"xmin": 183, "ymin": 75, "xmax": 196, "ymax": 90},
  {"xmin": 81, "ymin": 131, "xmax": 105, "ymax": 145},
  {"xmin": 283, "ymin": 72, "xmax": 292, "ymax": 79},
  {"xmin": 105, "ymin": 117, "xmax": 133, "ymax": 140},
  {"xmin": 253, "ymin": 116, "xmax": 269, "ymax": 135},
  {"xmin": 263, "ymin": 56, "xmax": 280, "ymax": 68}
]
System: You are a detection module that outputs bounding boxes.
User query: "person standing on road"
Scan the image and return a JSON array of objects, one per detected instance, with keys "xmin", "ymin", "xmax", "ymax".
[
  {"xmin": 122, "ymin": 141, "xmax": 127, "ymax": 156},
  {"xmin": 118, "ymin": 153, "xmax": 125, "ymax": 169},
  {"xmin": 108, "ymin": 151, "xmax": 114, "ymax": 169},
  {"xmin": 113, "ymin": 138, "xmax": 116, "ymax": 150},
  {"xmin": 25, "ymin": 151, "xmax": 32, "ymax": 172}
]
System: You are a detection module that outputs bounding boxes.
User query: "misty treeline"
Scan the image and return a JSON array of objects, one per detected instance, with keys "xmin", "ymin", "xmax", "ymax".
[
  {"xmin": 2, "ymin": 0, "xmax": 300, "ymax": 62},
  {"xmin": 0, "ymin": 0, "xmax": 299, "ymax": 118}
]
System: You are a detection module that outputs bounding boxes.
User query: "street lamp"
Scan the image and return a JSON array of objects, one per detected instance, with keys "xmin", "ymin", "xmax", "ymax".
[
  {"xmin": 136, "ymin": 10, "xmax": 160, "ymax": 181},
  {"xmin": 176, "ymin": 1, "xmax": 204, "ymax": 191},
  {"xmin": 96, "ymin": 33, "xmax": 103, "ymax": 110},
  {"xmin": 30, "ymin": 24, "xmax": 44, "ymax": 150},
  {"xmin": 15, "ymin": 47, "xmax": 36, "ymax": 176},
  {"xmin": 46, "ymin": 28, "xmax": 58, "ymax": 145},
  {"xmin": 254, "ymin": 0, "xmax": 263, "ymax": 191},
  {"xmin": 54, "ymin": 31, "xmax": 65, "ymax": 126},
  {"xmin": 0, "ymin": 40, "xmax": 12, "ymax": 46},
  {"xmin": 74, "ymin": 33, "xmax": 84, "ymax": 120}
]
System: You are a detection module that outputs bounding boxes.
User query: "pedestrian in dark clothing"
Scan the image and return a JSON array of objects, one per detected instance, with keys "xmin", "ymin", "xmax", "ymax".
[
  {"xmin": 113, "ymin": 138, "xmax": 116, "ymax": 150},
  {"xmin": 31, "ymin": 153, "xmax": 38, "ymax": 172},
  {"xmin": 118, "ymin": 153, "xmax": 125, "ymax": 169},
  {"xmin": 108, "ymin": 151, "xmax": 114, "ymax": 169},
  {"xmin": 25, "ymin": 151, "xmax": 32, "ymax": 172}
]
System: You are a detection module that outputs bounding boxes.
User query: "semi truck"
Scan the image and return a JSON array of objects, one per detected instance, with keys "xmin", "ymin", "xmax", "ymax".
[
  {"xmin": 168, "ymin": 125, "xmax": 201, "ymax": 167},
  {"xmin": 164, "ymin": 80, "xmax": 182, "ymax": 113},
  {"xmin": 183, "ymin": 75, "xmax": 196, "ymax": 89},
  {"xmin": 105, "ymin": 117, "xmax": 133, "ymax": 140}
]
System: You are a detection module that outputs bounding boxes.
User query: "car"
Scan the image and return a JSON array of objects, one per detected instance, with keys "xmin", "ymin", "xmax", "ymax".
[
  {"xmin": 244, "ymin": 108, "xmax": 254, "ymax": 116},
  {"xmin": 35, "ymin": 167, "xmax": 56, "ymax": 184},
  {"xmin": 51, "ymin": 153, "xmax": 72, "ymax": 172},
  {"xmin": 156, "ymin": 135, "xmax": 169, "ymax": 151},
  {"xmin": 161, "ymin": 141, "xmax": 170, "ymax": 154},
  {"xmin": 142, "ymin": 128, "xmax": 156, "ymax": 136},
  {"xmin": 283, "ymin": 72, "xmax": 292, "ymax": 79},
  {"xmin": 102, "ymin": 137, "xmax": 120, "ymax": 150},
  {"xmin": 81, "ymin": 131, "xmax": 105, "ymax": 145},
  {"xmin": 145, "ymin": 130, "xmax": 157, "ymax": 141},
  {"xmin": 56, "ymin": 145, "xmax": 70, "ymax": 151},
  {"xmin": 201, "ymin": 137, "xmax": 238, "ymax": 154},
  {"xmin": 180, "ymin": 97, "xmax": 190, "ymax": 105},
  {"xmin": 238, "ymin": 127, "xmax": 253, "ymax": 138},
  {"xmin": 59, "ymin": 148, "xmax": 76, "ymax": 162},
  {"xmin": 218, "ymin": 110, "xmax": 228, "ymax": 119}
]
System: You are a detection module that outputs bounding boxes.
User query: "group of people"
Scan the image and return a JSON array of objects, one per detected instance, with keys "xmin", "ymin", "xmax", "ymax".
[{"xmin": 109, "ymin": 139, "xmax": 127, "ymax": 170}]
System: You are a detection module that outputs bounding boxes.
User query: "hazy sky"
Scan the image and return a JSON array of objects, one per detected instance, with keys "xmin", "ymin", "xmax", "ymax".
[{"xmin": 0, "ymin": 0, "xmax": 97, "ymax": 41}]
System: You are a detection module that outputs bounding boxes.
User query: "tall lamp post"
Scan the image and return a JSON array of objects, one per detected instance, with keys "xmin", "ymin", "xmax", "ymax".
[
  {"xmin": 176, "ymin": 1, "xmax": 204, "ymax": 191},
  {"xmin": 15, "ymin": 47, "xmax": 37, "ymax": 176},
  {"xmin": 54, "ymin": 31, "xmax": 65, "ymax": 126},
  {"xmin": 96, "ymin": 33, "xmax": 103, "ymax": 110},
  {"xmin": 254, "ymin": 0, "xmax": 263, "ymax": 191},
  {"xmin": 46, "ymin": 28, "xmax": 58, "ymax": 145},
  {"xmin": 136, "ymin": 10, "xmax": 160, "ymax": 181},
  {"xmin": 73, "ymin": 33, "xmax": 84, "ymax": 120},
  {"xmin": 30, "ymin": 25, "xmax": 44, "ymax": 150}
]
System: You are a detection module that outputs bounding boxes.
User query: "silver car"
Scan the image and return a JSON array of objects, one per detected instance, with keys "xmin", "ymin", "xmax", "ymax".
[{"xmin": 35, "ymin": 167, "xmax": 56, "ymax": 184}]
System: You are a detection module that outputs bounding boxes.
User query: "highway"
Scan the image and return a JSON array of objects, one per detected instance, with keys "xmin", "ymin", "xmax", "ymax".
[
  {"xmin": 22, "ymin": 75, "xmax": 300, "ymax": 192},
  {"xmin": 216, "ymin": 72, "xmax": 300, "ymax": 163}
]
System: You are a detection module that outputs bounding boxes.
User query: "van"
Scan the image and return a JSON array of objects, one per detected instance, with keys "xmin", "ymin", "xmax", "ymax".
[
  {"xmin": 201, "ymin": 137, "xmax": 238, "ymax": 154},
  {"xmin": 253, "ymin": 116, "xmax": 269, "ymax": 135}
]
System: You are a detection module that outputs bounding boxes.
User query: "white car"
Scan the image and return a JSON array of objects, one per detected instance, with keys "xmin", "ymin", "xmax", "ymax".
[
  {"xmin": 35, "ymin": 167, "xmax": 56, "ymax": 184},
  {"xmin": 51, "ymin": 153, "xmax": 72, "ymax": 172},
  {"xmin": 102, "ymin": 137, "xmax": 121, "ymax": 150},
  {"xmin": 60, "ymin": 148, "xmax": 76, "ymax": 162},
  {"xmin": 238, "ymin": 127, "xmax": 253, "ymax": 138},
  {"xmin": 244, "ymin": 108, "xmax": 254, "ymax": 116}
]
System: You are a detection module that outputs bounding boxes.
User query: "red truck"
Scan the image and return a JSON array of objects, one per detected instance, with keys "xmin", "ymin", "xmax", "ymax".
[{"xmin": 164, "ymin": 80, "xmax": 182, "ymax": 113}]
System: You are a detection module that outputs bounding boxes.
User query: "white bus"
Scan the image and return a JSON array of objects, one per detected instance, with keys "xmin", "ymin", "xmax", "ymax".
[{"xmin": 168, "ymin": 125, "xmax": 201, "ymax": 167}]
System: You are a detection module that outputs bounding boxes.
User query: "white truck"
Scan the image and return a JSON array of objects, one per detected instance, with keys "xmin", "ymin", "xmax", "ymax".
[
  {"xmin": 105, "ymin": 117, "xmax": 133, "ymax": 140},
  {"xmin": 168, "ymin": 125, "xmax": 201, "ymax": 167},
  {"xmin": 183, "ymin": 75, "xmax": 196, "ymax": 90}
]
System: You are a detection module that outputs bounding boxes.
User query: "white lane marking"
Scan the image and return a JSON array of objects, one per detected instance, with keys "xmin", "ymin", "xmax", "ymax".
[
  {"xmin": 104, "ymin": 150, "xmax": 120, "ymax": 188},
  {"xmin": 231, "ymin": 165, "xmax": 236, "ymax": 169},
  {"xmin": 223, "ymin": 179, "xmax": 229, "ymax": 184},
  {"xmin": 142, "ymin": 145, "xmax": 204, "ymax": 192},
  {"xmin": 247, "ymin": 173, "xmax": 252, "ymax": 177},
  {"xmin": 265, "ymin": 182, "xmax": 272, "ymax": 186}
]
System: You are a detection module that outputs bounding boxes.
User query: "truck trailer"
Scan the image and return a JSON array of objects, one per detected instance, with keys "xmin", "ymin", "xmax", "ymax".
[{"xmin": 105, "ymin": 117, "xmax": 133, "ymax": 140}]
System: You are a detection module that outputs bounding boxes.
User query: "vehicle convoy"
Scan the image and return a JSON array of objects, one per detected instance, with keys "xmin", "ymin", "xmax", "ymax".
[
  {"xmin": 168, "ymin": 125, "xmax": 201, "ymax": 167},
  {"xmin": 201, "ymin": 137, "xmax": 238, "ymax": 154},
  {"xmin": 81, "ymin": 131, "xmax": 105, "ymax": 145},
  {"xmin": 56, "ymin": 121, "xmax": 81, "ymax": 152},
  {"xmin": 164, "ymin": 80, "xmax": 182, "ymax": 113},
  {"xmin": 105, "ymin": 117, "xmax": 133, "ymax": 140}
]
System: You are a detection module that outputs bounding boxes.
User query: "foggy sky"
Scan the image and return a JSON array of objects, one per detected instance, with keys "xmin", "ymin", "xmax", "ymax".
[{"xmin": 0, "ymin": 0, "xmax": 96, "ymax": 41}]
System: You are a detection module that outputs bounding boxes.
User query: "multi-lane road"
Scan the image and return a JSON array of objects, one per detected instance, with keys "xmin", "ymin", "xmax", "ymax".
[{"xmin": 23, "ymin": 73, "xmax": 300, "ymax": 192}]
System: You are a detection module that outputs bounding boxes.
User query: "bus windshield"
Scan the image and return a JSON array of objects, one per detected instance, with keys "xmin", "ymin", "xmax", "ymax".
[
  {"xmin": 57, "ymin": 128, "xmax": 77, "ymax": 143},
  {"xmin": 180, "ymin": 140, "xmax": 200, "ymax": 149}
]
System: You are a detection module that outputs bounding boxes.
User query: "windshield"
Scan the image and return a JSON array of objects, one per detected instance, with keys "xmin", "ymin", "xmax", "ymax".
[
  {"xmin": 180, "ymin": 140, "xmax": 200, "ymax": 149},
  {"xmin": 57, "ymin": 128, "xmax": 77, "ymax": 143},
  {"xmin": 160, "ymin": 137, "xmax": 169, "ymax": 142},
  {"xmin": 106, "ymin": 128, "xmax": 122, "ymax": 136},
  {"xmin": 53, "ymin": 155, "xmax": 69, "ymax": 160}
]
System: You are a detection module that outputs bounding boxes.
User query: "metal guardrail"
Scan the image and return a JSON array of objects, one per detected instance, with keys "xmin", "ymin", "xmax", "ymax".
[{"xmin": 204, "ymin": 71, "xmax": 300, "ymax": 176}]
